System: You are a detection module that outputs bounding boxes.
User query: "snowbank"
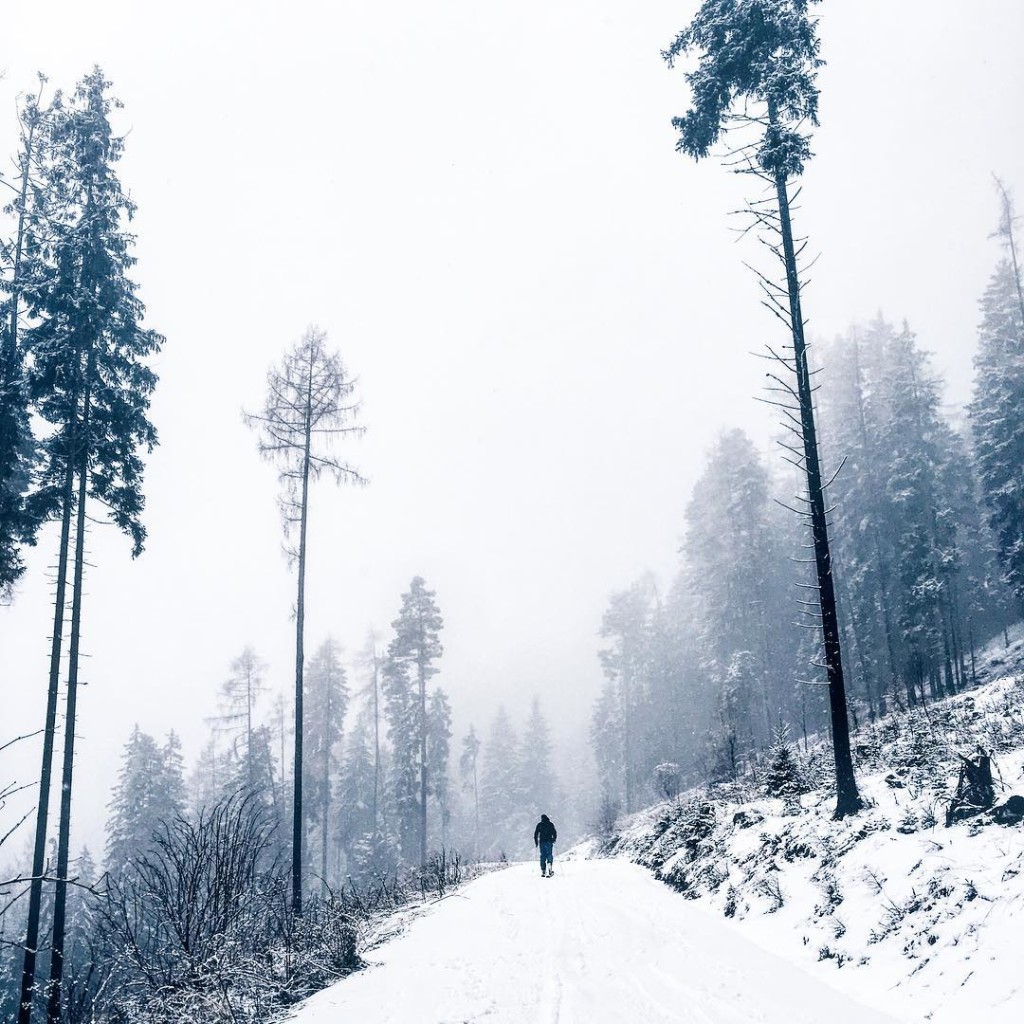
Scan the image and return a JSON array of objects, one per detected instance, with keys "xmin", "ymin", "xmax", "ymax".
[{"xmin": 589, "ymin": 672, "xmax": 1024, "ymax": 1023}]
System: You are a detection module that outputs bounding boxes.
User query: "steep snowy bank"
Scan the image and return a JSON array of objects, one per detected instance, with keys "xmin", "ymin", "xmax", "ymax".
[{"xmin": 588, "ymin": 672, "xmax": 1024, "ymax": 1023}]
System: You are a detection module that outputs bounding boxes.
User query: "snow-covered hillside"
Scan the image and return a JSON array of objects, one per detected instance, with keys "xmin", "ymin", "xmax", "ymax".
[
  {"xmin": 288, "ymin": 860, "xmax": 899, "ymax": 1024},
  {"xmin": 587, "ymin": 670, "xmax": 1024, "ymax": 1024}
]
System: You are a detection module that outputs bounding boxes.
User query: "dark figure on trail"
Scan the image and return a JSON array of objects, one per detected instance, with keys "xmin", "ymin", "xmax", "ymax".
[{"xmin": 534, "ymin": 814, "xmax": 557, "ymax": 877}]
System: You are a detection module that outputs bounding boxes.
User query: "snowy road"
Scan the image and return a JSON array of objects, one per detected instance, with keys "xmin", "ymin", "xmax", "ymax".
[{"xmin": 291, "ymin": 859, "xmax": 901, "ymax": 1024}]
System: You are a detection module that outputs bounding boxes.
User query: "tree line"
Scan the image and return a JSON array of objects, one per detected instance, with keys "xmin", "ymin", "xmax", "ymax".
[
  {"xmin": 591, "ymin": 195, "xmax": 1024, "ymax": 821},
  {"xmin": 592, "ymin": 0, "xmax": 1024, "ymax": 822},
  {"xmin": 0, "ymin": 567, "xmax": 566, "ymax": 1020}
]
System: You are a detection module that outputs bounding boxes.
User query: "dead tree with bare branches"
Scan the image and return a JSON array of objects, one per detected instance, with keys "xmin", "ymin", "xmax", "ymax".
[{"xmin": 244, "ymin": 327, "xmax": 364, "ymax": 914}]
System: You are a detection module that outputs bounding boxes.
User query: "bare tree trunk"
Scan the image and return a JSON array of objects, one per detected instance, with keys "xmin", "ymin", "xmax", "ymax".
[
  {"xmin": 419, "ymin": 647, "xmax": 428, "ymax": 868},
  {"xmin": 18, "ymin": 425, "xmax": 75, "ymax": 1024},
  {"xmin": 772, "ymin": 162, "xmax": 862, "ymax": 818},
  {"xmin": 321, "ymin": 673, "xmax": 330, "ymax": 893},
  {"xmin": 18, "ymin": 289, "xmax": 79, "ymax": 1024},
  {"xmin": 995, "ymin": 178, "xmax": 1024, "ymax": 325},
  {"xmin": 246, "ymin": 661, "xmax": 254, "ymax": 787},
  {"xmin": 46, "ymin": 357, "xmax": 92, "ymax": 1024},
  {"xmin": 371, "ymin": 646, "xmax": 380, "ymax": 836},
  {"xmin": 473, "ymin": 758, "xmax": 479, "ymax": 862},
  {"xmin": 12, "ymin": 111, "xmax": 53, "ymax": 1024},
  {"xmin": 292, "ymin": 388, "xmax": 312, "ymax": 916}
]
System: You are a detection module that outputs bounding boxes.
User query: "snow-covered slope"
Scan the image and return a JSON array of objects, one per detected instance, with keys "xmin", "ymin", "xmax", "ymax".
[
  {"xmin": 288, "ymin": 859, "xmax": 898, "ymax": 1024},
  {"xmin": 589, "ymin": 671, "xmax": 1024, "ymax": 1024}
]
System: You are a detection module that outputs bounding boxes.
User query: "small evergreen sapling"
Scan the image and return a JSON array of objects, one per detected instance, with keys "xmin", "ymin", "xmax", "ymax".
[{"xmin": 763, "ymin": 724, "xmax": 807, "ymax": 812}]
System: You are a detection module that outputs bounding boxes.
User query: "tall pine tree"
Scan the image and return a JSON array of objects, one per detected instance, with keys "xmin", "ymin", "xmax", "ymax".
[
  {"xmin": 386, "ymin": 577, "xmax": 444, "ymax": 866},
  {"xmin": 244, "ymin": 326, "xmax": 363, "ymax": 914},
  {"xmin": 970, "ymin": 189, "xmax": 1024, "ymax": 607},
  {"xmin": 304, "ymin": 637, "xmax": 348, "ymax": 887},
  {"xmin": 664, "ymin": 0, "xmax": 862, "ymax": 817},
  {"xmin": 19, "ymin": 69, "xmax": 164, "ymax": 1024}
]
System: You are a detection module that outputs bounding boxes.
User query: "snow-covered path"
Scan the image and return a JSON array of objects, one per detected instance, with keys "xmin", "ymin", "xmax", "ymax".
[{"xmin": 291, "ymin": 859, "xmax": 902, "ymax": 1024}]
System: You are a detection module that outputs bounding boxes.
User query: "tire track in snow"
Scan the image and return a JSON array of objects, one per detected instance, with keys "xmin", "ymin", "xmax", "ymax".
[{"xmin": 290, "ymin": 860, "xmax": 903, "ymax": 1024}]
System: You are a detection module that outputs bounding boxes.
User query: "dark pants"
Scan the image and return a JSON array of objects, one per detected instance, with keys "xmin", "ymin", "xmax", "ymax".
[{"xmin": 539, "ymin": 840, "xmax": 554, "ymax": 873}]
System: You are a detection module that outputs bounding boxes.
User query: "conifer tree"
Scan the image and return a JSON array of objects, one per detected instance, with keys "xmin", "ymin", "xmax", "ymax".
[
  {"xmin": 664, "ymin": 0, "xmax": 862, "ymax": 817},
  {"xmin": 459, "ymin": 726, "xmax": 482, "ymax": 860},
  {"xmin": 105, "ymin": 727, "xmax": 186, "ymax": 876},
  {"xmin": 970, "ymin": 187, "xmax": 1024, "ymax": 606},
  {"xmin": 817, "ymin": 324, "xmax": 898, "ymax": 714},
  {"xmin": 480, "ymin": 707, "xmax": 522, "ymax": 859},
  {"xmin": 518, "ymin": 697, "xmax": 554, "ymax": 818},
  {"xmin": 304, "ymin": 637, "xmax": 348, "ymax": 887},
  {"xmin": 386, "ymin": 576, "xmax": 444, "ymax": 866},
  {"xmin": 244, "ymin": 326, "xmax": 363, "ymax": 914},
  {"xmin": 763, "ymin": 723, "xmax": 807, "ymax": 805},
  {"xmin": 359, "ymin": 634, "xmax": 384, "ymax": 837},
  {"xmin": 337, "ymin": 709, "xmax": 378, "ymax": 874},
  {"xmin": 879, "ymin": 324, "xmax": 966, "ymax": 700},
  {"xmin": 426, "ymin": 687, "xmax": 453, "ymax": 848},
  {"xmin": 382, "ymin": 651, "xmax": 420, "ymax": 861},
  {"xmin": 18, "ymin": 68, "xmax": 164, "ymax": 1024},
  {"xmin": 683, "ymin": 431, "xmax": 779, "ymax": 752},
  {"xmin": 209, "ymin": 647, "xmax": 267, "ymax": 786},
  {"xmin": 0, "ymin": 81, "xmax": 51, "ymax": 596}
]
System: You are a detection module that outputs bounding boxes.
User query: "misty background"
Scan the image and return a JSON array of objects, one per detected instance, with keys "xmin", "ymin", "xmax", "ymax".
[{"xmin": 1, "ymin": 0, "xmax": 1022, "ymax": 856}]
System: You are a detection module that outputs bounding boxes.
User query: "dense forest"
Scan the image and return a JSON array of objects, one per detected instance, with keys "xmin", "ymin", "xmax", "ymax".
[{"xmin": 590, "ymin": 231, "xmax": 1024, "ymax": 818}]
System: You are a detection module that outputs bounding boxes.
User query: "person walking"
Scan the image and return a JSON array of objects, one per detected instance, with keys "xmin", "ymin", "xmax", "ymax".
[{"xmin": 533, "ymin": 813, "xmax": 557, "ymax": 877}]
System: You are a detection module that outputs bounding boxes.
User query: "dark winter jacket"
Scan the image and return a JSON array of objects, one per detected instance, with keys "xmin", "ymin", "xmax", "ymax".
[{"xmin": 533, "ymin": 815, "xmax": 557, "ymax": 846}]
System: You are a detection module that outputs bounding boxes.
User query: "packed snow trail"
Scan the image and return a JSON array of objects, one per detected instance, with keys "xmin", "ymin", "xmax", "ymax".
[{"xmin": 291, "ymin": 859, "xmax": 901, "ymax": 1024}]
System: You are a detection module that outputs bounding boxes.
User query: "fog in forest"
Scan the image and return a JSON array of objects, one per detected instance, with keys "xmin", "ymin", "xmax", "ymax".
[{"xmin": 2, "ymin": 0, "xmax": 1023, "ymax": 865}]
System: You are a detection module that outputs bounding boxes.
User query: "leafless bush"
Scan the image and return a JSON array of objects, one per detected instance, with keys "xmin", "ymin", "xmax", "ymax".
[{"xmin": 92, "ymin": 793, "xmax": 361, "ymax": 1023}]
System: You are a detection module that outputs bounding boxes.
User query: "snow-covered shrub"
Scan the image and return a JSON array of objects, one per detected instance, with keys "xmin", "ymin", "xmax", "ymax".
[
  {"xmin": 653, "ymin": 762, "xmax": 683, "ymax": 801},
  {"xmin": 89, "ymin": 793, "xmax": 366, "ymax": 1023}
]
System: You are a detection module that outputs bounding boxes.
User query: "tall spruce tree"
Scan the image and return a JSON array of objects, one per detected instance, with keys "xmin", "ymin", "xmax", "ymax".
[
  {"xmin": 19, "ymin": 68, "xmax": 164, "ymax": 1024},
  {"xmin": 664, "ymin": 0, "xmax": 862, "ymax": 816},
  {"xmin": 598, "ymin": 577, "xmax": 658, "ymax": 813},
  {"xmin": 970, "ymin": 189, "xmax": 1024, "ymax": 607},
  {"xmin": 244, "ymin": 326, "xmax": 362, "ymax": 914},
  {"xmin": 479, "ymin": 707, "xmax": 522, "ymax": 859},
  {"xmin": 304, "ymin": 637, "xmax": 348, "ymax": 887},
  {"xmin": 105, "ymin": 728, "xmax": 186, "ymax": 876},
  {"xmin": 337, "ymin": 709, "xmax": 378, "ymax": 876},
  {"xmin": 382, "ymin": 651, "xmax": 420, "ymax": 861},
  {"xmin": 879, "ymin": 323, "xmax": 967, "ymax": 701},
  {"xmin": 458, "ymin": 726, "xmax": 482, "ymax": 860},
  {"xmin": 426, "ymin": 687, "xmax": 453, "ymax": 849},
  {"xmin": 519, "ymin": 697, "xmax": 554, "ymax": 818},
  {"xmin": 817, "ymin": 324, "xmax": 900, "ymax": 715},
  {"xmin": 682, "ymin": 431, "xmax": 780, "ymax": 757},
  {"xmin": 0, "ymin": 81, "xmax": 51, "ymax": 597},
  {"xmin": 359, "ymin": 634, "xmax": 384, "ymax": 838},
  {"xmin": 386, "ymin": 577, "xmax": 444, "ymax": 866}
]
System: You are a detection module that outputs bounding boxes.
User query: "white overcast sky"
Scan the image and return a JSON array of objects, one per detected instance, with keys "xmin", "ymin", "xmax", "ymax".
[{"xmin": 1, "ymin": 0, "xmax": 1023, "ymax": 855}]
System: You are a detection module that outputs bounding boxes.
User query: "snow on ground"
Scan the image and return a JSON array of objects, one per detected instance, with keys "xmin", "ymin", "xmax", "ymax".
[
  {"xmin": 288, "ymin": 859, "xmax": 899, "ymax": 1024},
  {"xmin": 590, "ymin": 668, "xmax": 1024, "ymax": 1024}
]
